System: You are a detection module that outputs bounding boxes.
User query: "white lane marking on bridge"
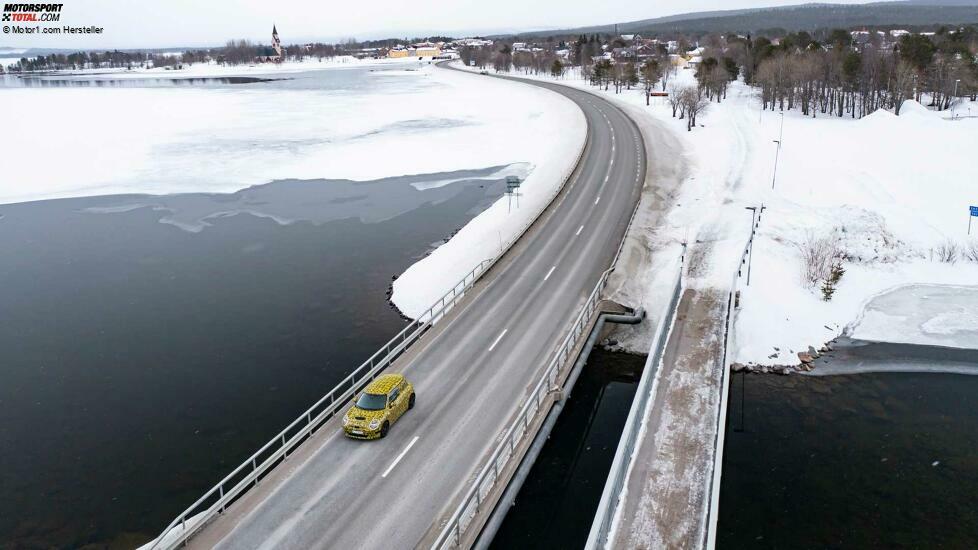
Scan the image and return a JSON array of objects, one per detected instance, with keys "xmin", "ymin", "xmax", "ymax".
[
  {"xmin": 382, "ymin": 435, "xmax": 419, "ymax": 478},
  {"xmin": 544, "ymin": 265, "xmax": 556, "ymax": 281},
  {"xmin": 576, "ymin": 225, "xmax": 584, "ymax": 236},
  {"xmin": 594, "ymin": 196, "xmax": 601, "ymax": 205},
  {"xmin": 488, "ymin": 329, "xmax": 508, "ymax": 352}
]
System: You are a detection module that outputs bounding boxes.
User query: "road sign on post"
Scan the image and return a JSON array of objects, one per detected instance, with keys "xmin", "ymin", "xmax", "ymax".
[
  {"xmin": 506, "ymin": 176, "xmax": 522, "ymax": 212},
  {"xmin": 970, "ymin": 206, "xmax": 978, "ymax": 235}
]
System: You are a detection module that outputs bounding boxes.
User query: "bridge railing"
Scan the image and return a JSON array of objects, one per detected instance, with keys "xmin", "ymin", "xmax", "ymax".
[
  {"xmin": 584, "ymin": 263, "xmax": 683, "ymax": 549},
  {"xmin": 148, "ymin": 258, "xmax": 494, "ymax": 550},
  {"xmin": 432, "ymin": 264, "xmax": 612, "ymax": 550},
  {"xmin": 432, "ymin": 183, "xmax": 646, "ymax": 550}
]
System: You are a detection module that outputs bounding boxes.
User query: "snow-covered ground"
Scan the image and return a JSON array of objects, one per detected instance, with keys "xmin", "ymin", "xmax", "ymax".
[
  {"xmin": 458, "ymin": 64, "xmax": 978, "ymax": 361},
  {"xmin": 1, "ymin": 59, "xmax": 579, "ymax": 205}
]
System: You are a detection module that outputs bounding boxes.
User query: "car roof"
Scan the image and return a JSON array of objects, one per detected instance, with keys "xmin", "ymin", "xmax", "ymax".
[{"xmin": 364, "ymin": 373, "xmax": 404, "ymax": 394}]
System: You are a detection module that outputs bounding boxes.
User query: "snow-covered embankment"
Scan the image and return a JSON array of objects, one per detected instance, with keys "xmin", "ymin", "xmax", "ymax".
[{"xmin": 390, "ymin": 71, "xmax": 587, "ymax": 317}]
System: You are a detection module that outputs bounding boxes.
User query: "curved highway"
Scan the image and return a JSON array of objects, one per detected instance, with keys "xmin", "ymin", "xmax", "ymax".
[{"xmin": 187, "ymin": 64, "xmax": 647, "ymax": 550}]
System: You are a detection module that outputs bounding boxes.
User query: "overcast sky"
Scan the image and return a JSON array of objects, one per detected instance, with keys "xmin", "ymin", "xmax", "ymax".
[{"xmin": 3, "ymin": 0, "xmax": 869, "ymax": 50}]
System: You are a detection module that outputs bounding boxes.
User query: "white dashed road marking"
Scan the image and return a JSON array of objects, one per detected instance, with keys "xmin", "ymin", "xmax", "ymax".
[
  {"xmin": 488, "ymin": 329, "xmax": 508, "ymax": 352},
  {"xmin": 382, "ymin": 436, "xmax": 419, "ymax": 478}
]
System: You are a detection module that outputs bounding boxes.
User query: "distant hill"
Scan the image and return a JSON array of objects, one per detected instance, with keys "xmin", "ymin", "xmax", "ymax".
[{"xmin": 511, "ymin": 1, "xmax": 978, "ymax": 38}]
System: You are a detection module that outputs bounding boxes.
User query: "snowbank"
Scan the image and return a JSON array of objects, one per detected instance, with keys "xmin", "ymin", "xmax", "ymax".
[
  {"xmin": 732, "ymin": 97, "xmax": 978, "ymax": 364},
  {"xmin": 389, "ymin": 71, "xmax": 586, "ymax": 318},
  {"xmin": 458, "ymin": 65, "xmax": 978, "ymax": 363}
]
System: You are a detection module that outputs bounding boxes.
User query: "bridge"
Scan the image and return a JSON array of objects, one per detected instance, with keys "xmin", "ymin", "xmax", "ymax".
[{"xmin": 147, "ymin": 64, "xmax": 683, "ymax": 550}]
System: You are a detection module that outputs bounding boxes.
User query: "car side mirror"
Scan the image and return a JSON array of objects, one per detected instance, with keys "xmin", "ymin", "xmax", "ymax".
[{"xmin": 389, "ymin": 402, "xmax": 395, "ymax": 408}]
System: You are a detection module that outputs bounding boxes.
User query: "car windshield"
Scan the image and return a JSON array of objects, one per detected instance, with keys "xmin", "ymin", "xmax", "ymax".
[{"xmin": 355, "ymin": 392, "xmax": 387, "ymax": 411}]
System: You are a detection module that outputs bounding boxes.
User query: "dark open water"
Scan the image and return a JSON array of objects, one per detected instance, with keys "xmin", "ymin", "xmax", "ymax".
[
  {"xmin": 0, "ymin": 171, "xmax": 505, "ymax": 548},
  {"xmin": 489, "ymin": 349, "xmax": 644, "ymax": 550},
  {"xmin": 718, "ymin": 343, "xmax": 978, "ymax": 548}
]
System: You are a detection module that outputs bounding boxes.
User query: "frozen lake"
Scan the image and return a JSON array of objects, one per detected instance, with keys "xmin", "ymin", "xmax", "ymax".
[
  {"xmin": 0, "ymin": 65, "xmax": 521, "ymax": 547},
  {"xmin": 851, "ymin": 284, "xmax": 978, "ymax": 350}
]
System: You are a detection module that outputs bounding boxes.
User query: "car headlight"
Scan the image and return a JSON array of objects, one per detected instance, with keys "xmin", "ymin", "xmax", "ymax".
[
  {"xmin": 368, "ymin": 419, "xmax": 382, "ymax": 430},
  {"xmin": 342, "ymin": 415, "xmax": 349, "ymax": 427}
]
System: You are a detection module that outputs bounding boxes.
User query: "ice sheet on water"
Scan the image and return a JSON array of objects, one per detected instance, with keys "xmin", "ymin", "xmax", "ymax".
[
  {"xmin": 851, "ymin": 284, "xmax": 978, "ymax": 349},
  {"xmin": 80, "ymin": 166, "xmax": 517, "ymax": 233}
]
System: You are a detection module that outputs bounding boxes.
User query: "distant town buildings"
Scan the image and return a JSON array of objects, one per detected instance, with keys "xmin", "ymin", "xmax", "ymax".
[{"xmin": 388, "ymin": 41, "xmax": 443, "ymax": 59}]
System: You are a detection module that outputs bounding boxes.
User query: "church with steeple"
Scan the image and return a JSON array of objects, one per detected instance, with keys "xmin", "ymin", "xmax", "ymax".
[{"xmin": 257, "ymin": 25, "xmax": 284, "ymax": 63}]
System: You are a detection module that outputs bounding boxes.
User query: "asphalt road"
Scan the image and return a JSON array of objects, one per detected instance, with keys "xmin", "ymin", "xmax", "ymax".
[{"xmin": 188, "ymin": 66, "xmax": 646, "ymax": 550}]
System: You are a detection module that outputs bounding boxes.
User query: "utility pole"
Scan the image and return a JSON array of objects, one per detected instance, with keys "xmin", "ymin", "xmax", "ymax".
[
  {"xmin": 952, "ymin": 79, "xmax": 961, "ymax": 119},
  {"xmin": 771, "ymin": 112, "xmax": 783, "ymax": 190}
]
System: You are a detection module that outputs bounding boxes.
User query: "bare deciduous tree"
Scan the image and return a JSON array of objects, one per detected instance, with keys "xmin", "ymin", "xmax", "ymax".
[
  {"xmin": 935, "ymin": 240, "xmax": 960, "ymax": 263},
  {"xmin": 680, "ymin": 86, "xmax": 709, "ymax": 131},
  {"xmin": 798, "ymin": 230, "xmax": 842, "ymax": 288}
]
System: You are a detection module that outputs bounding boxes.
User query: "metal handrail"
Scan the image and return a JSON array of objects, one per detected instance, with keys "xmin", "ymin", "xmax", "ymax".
[
  {"xmin": 148, "ymin": 258, "xmax": 494, "ymax": 550},
  {"xmin": 432, "ymin": 161, "xmax": 647, "ymax": 550},
  {"xmin": 702, "ymin": 205, "xmax": 764, "ymax": 549},
  {"xmin": 432, "ymin": 264, "xmax": 613, "ymax": 550},
  {"xmin": 584, "ymin": 265, "xmax": 682, "ymax": 549}
]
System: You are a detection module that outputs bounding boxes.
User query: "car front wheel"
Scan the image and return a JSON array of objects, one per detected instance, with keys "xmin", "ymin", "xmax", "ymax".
[
  {"xmin": 408, "ymin": 393, "xmax": 416, "ymax": 410},
  {"xmin": 379, "ymin": 421, "xmax": 390, "ymax": 438}
]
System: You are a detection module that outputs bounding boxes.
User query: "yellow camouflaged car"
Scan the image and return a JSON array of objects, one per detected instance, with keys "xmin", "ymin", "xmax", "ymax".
[{"xmin": 342, "ymin": 373, "xmax": 415, "ymax": 439}]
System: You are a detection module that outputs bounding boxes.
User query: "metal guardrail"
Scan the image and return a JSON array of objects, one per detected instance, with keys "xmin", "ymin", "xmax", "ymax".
[
  {"xmin": 432, "ymin": 166, "xmax": 647, "ymax": 550},
  {"xmin": 702, "ymin": 204, "xmax": 765, "ymax": 549},
  {"xmin": 148, "ymin": 259, "xmax": 494, "ymax": 550},
  {"xmin": 584, "ymin": 264, "xmax": 683, "ymax": 550},
  {"xmin": 588, "ymin": 204, "xmax": 763, "ymax": 550},
  {"xmin": 433, "ymin": 264, "xmax": 613, "ymax": 550}
]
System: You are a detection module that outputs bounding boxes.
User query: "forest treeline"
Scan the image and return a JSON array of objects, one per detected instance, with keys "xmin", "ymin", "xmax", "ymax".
[
  {"xmin": 3, "ymin": 40, "xmax": 359, "ymax": 73},
  {"xmin": 463, "ymin": 25, "xmax": 978, "ymax": 123}
]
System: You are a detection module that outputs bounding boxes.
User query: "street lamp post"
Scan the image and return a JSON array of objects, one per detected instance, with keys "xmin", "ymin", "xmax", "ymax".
[
  {"xmin": 771, "ymin": 112, "xmax": 784, "ymax": 190},
  {"xmin": 952, "ymin": 79, "xmax": 961, "ymax": 119},
  {"xmin": 778, "ymin": 110, "xmax": 784, "ymax": 144}
]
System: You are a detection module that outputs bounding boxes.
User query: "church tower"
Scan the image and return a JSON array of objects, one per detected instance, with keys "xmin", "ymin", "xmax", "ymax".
[{"xmin": 272, "ymin": 25, "xmax": 283, "ymax": 58}]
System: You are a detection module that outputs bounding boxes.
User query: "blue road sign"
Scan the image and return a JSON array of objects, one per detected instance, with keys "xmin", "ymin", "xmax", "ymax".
[{"xmin": 971, "ymin": 206, "xmax": 978, "ymax": 217}]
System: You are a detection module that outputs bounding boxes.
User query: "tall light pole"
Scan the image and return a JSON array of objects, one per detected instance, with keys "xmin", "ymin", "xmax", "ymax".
[
  {"xmin": 758, "ymin": 87, "xmax": 764, "ymax": 124},
  {"xmin": 770, "ymin": 112, "xmax": 784, "ymax": 190},
  {"xmin": 952, "ymin": 79, "xmax": 961, "ymax": 119},
  {"xmin": 777, "ymin": 110, "xmax": 784, "ymax": 144}
]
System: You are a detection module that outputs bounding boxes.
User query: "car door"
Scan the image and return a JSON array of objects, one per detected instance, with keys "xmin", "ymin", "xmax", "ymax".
[{"xmin": 388, "ymin": 386, "xmax": 402, "ymax": 422}]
